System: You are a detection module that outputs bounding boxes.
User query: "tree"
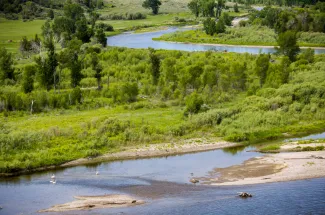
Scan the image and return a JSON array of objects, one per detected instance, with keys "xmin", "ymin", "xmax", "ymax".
[
  {"xmin": 0, "ymin": 47, "xmax": 14, "ymax": 83},
  {"xmin": 22, "ymin": 64, "xmax": 35, "ymax": 93},
  {"xmin": 95, "ymin": 28, "xmax": 107, "ymax": 47},
  {"xmin": 299, "ymin": 48, "xmax": 314, "ymax": 63},
  {"xmin": 58, "ymin": 38, "xmax": 83, "ymax": 88},
  {"xmin": 203, "ymin": 18, "xmax": 216, "ymax": 35},
  {"xmin": 216, "ymin": 0, "xmax": 225, "ymax": 18},
  {"xmin": 149, "ymin": 48, "xmax": 161, "ymax": 85},
  {"xmin": 48, "ymin": 9, "xmax": 54, "ymax": 19},
  {"xmin": 255, "ymin": 54, "xmax": 270, "ymax": 87},
  {"xmin": 216, "ymin": 17, "xmax": 226, "ymax": 33},
  {"xmin": 70, "ymin": 53, "xmax": 82, "ymax": 88},
  {"xmin": 188, "ymin": 0, "xmax": 200, "ymax": 18},
  {"xmin": 36, "ymin": 36, "xmax": 58, "ymax": 91},
  {"xmin": 89, "ymin": 11, "xmax": 100, "ymax": 28},
  {"xmin": 276, "ymin": 30, "xmax": 300, "ymax": 62},
  {"xmin": 185, "ymin": 91, "xmax": 203, "ymax": 116},
  {"xmin": 201, "ymin": 0, "xmax": 215, "ymax": 17},
  {"xmin": 19, "ymin": 36, "xmax": 32, "ymax": 57},
  {"xmin": 220, "ymin": 12, "xmax": 231, "ymax": 26},
  {"xmin": 142, "ymin": 0, "xmax": 162, "ymax": 15},
  {"xmin": 75, "ymin": 18, "xmax": 92, "ymax": 43},
  {"xmin": 234, "ymin": 3, "xmax": 239, "ymax": 13}
]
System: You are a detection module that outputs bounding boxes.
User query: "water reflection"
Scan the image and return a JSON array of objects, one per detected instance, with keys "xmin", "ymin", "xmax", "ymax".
[
  {"xmin": 222, "ymin": 144, "xmax": 247, "ymax": 155},
  {"xmin": 285, "ymin": 131, "xmax": 325, "ymax": 142}
]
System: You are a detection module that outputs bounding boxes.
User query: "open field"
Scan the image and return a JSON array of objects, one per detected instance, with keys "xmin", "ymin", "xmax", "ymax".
[{"xmin": 0, "ymin": 18, "xmax": 45, "ymax": 53}]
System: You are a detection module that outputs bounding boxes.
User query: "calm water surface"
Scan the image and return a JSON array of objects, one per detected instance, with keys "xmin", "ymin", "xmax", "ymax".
[
  {"xmin": 107, "ymin": 28, "xmax": 325, "ymax": 54},
  {"xmin": 1, "ymin": 136, "xmax": 325, "ymax": 214}
]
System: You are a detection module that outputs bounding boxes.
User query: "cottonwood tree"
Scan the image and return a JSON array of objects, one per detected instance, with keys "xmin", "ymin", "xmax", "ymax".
[
  {"xmin": 276, "ymin": 30, "xmax": 300, "ymax": 62},
  {"xmin": 188, "ymin": 0, "xmax": 200, "ymax": 18},
  {"xmin": 203, "ymin": 18, "xmax": 216, "ymax": 35},
  {"xmin": 142, "ymin": 0, "xmax": 162, "ymax": 15},
  {"xmin": 0, "ymin": 47, "xmax": 14, "ymax": 83},
  {"xmin": 36, "ymin": 35, "xmax": 58, "ymax": 91},
  {"xmin": 149, "ymin": 48, "xmax": 160, "ymax": 85},
  {"xmin": 255, "ymin": 54, "xmax": 270, "ymax": 87},
  {"xmin": 22, "ymin": 64, "xmax": 35, "ymax": 93}
]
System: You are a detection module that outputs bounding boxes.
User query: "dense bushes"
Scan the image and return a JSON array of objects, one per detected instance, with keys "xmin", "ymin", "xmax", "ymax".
[{"xmin": 100, "ymin": 12, "xmax": 147, "ymax": 20}]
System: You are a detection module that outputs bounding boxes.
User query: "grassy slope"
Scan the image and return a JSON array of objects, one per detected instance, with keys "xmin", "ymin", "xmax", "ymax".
[
  {"xmin": 155, "ymin": 25, "xmax": 325, "ymax": 47},
  {"xmin": 0, "ymin": 18, "xmax": 45, "ymax": 53}
]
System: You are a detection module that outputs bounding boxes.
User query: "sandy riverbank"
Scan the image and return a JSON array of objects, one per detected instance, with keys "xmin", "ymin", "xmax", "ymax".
[
  {"xmin": 38, "ymin": 195, "xmax": 144, "ymax": 212},
  {"xmin": 199, "ymin": 150, "xmax": 325, "ymax": 186}
]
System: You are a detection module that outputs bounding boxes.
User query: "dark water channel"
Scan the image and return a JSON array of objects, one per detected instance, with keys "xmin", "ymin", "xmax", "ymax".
[
  {"xmin": 107, "ymin": 27, "xmax": 325, "ymax": 54},
  {"xmin": 1, "ymin": 134, "xmax": 325, "ymax": 214}
]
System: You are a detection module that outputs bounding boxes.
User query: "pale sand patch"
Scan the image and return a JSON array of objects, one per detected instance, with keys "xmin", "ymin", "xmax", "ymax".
[
  {"xmin": 280, "ymin": 142, "xmax": 325, "ymax": 150},
  {"xmin": 202, "ymin": 151, "xmax": 325, "ymax": 186},
  {"xmin": 38, "ymin": 195, "xmax": 144, "ymax": 212}
]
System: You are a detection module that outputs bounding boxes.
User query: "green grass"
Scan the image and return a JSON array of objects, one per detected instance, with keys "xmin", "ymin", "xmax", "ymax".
[
  {"xmin": 155, "ymin": 25, "xmax": 325, "ymax": 47},
  {"xmin": 0, "ymin": 104, "xmax": 187, "ymax": 173},
  {"xmin": 100, "ymin": 12, "xmax": 194, "ymax": 30},
  {"xmin": 101, "ymin": 0, "xmax": 191, "ymax": 15},
  {"xmin": 0, "ymin": 18, "xmax": 45, "ymax": 53},
  {"xmin": 259, "ymin": 143, "xmax": 281, "ymax": 152}
]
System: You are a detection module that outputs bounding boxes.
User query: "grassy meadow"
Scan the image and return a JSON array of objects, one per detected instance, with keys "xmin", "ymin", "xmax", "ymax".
[{"xmin": 0, "ymin": 18, "xmax": 45, "ymax": 53}]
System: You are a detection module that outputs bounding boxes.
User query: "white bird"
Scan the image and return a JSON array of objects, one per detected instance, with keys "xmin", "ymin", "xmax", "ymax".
[
  {"xmin": 96, "ymin": 171, "xmax": 99, "ymax": 175},
  {"xmin": 51, "ymin": 174, "xmax": 56, "ymax": 179}
]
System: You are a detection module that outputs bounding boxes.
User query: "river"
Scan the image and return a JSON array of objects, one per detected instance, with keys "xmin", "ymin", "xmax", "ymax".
[
  {"xmin": 1, "ymin": 132, "xmax": 325, "ymax": 214},
  {"xmin": 107, "ymin": 27, "xmax": 325, "ymax": 54}
]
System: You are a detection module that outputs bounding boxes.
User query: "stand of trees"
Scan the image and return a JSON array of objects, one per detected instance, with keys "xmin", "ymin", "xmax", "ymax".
[{"xmin": 142, "ymin": 0, "xmax": 162, "ymax": 15}]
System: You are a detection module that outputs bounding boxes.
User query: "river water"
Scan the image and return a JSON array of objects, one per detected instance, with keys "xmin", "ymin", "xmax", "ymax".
[
  {"xmin": 1, "ymin": 132, "xmax": 325, "ymax": 214},
  {"xmin": 107, "ymin": 28, "xmax": 325, "ymax": 54}
]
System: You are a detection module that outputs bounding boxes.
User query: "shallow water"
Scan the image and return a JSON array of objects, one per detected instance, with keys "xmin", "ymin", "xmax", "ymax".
[
  {"xmin": 286, "ymin": 131, "xmax": 325, "ymax": 142},
  {"xmin": 107, "ymin": 27, "xmax": 325, "ymax": 54},
  {"xmin": 0, "ymin": 134, "xmax": 325, "ymax": 214}
]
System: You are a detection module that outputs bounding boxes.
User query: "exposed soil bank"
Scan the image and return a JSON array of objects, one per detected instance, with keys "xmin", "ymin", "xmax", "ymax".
[
  {"xmin": 0, "ymin": 140, "xmax": 238, "ymax": 177},
  {"xmin": 38, "ymin": 195, "xmax": 144, "ymax": 212},
  {"xmin": 200, "ymin": 151, "xmax": 325, "ymax": 186}
]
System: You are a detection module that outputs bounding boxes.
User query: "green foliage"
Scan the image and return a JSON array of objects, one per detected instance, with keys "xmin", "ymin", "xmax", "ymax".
[
  {"xmin": 95, "ymin": 28, "xmax": 107, "ymax": 47},
  {"xmin": 216, "ymin": 17, "xmax": 226, "ymax": 33},
  {"xmin": 22, "ymin": 64, "xmax": 35, "ymax": 93},
  {"xmin": 149, "ymin": 48, "xmax": 161, "ymax": 85},
  {"xmin": 185, "ymin": 91, "xmax": 203, "ymax": 116},
  {"xmin": 203, "ymin": 18, "xmax": 216, "ymax": 36},
  {"xmin": 142, "ymin": 0, "xmax": 162, "ymax": 15},
  {"xmin": 255, "ymin": 54, "xmax": 270, "ymax": 87},
  {"xmin": 276, "ymin": 31, "xmax": 300, "ymax": 62},
  {"xmin": 234, "ymin": 3, "xmax": 239, "ymax": 13},
  {"xmin": 36, "ymin": 36, "xmax": 58, "ymax": 91},
  {"xmin": 259, "ymin": 143, "xmax": 281, "ymax": 152},
  {"xmin": 96, "ymin": 23, "xmax": 114, "ymax": 32},
  {"xmin": 299, "ymin": 48, "xmax": 315, "ymax": 63},
  {"xmin": 188, "ymin": 0, "xmax": 200, "ymax": 18},
  {"xmin": 220, "ymin": 12, "xmax": 231, "ymax": 26},
  {"xmin": 0, "ymin": 47, "xmax": 14, "ymax": 83}
]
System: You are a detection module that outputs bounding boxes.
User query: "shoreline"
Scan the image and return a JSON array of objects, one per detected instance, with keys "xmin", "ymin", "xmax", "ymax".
[
  {"xmin": 0, "ymin": 140, "xmax": 239, "ymax": 178},
  {"xmin": 155, "ymin": 39, "xmax": 325, "ymax": 50},
  {"xmin": 200, "ymin": 150, "xmax": 325, "ymax": 186}
]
